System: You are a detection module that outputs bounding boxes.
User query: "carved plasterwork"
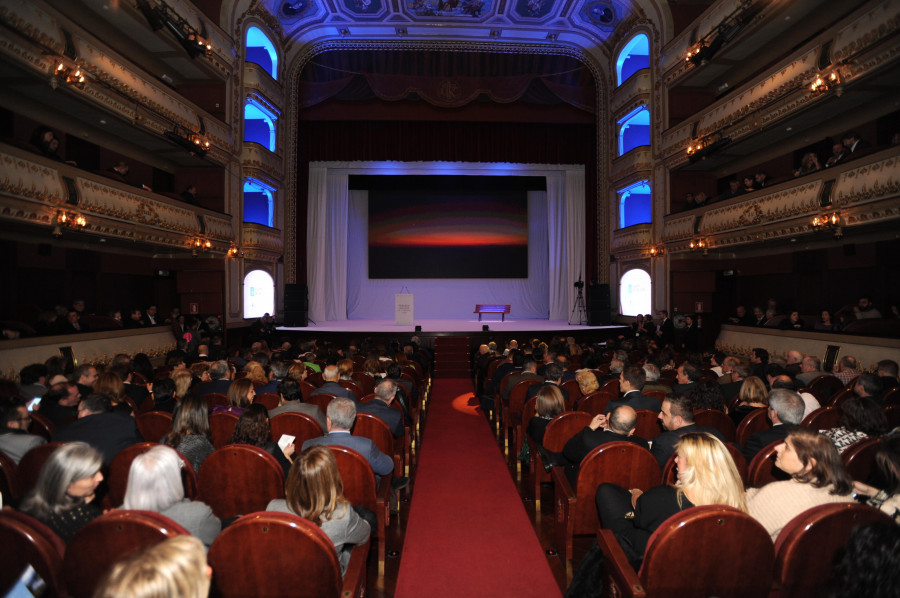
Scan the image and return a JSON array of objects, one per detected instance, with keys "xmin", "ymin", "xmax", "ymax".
[
  {"xmin": 242, "ymin": 222, "xmax": 283, "ymax": 253},
  {"xmin": 0, "ymin": 151, "xmax": 67, "ymax": 204},
  {"xmin": 661, "ymin": 214, "xmax": 695, "ymax": 241},
  {"xmin": 241, "ymin": 144, "xmax": 284, "ymax": 181},
  {"xmin": 611, "ymin": 147, "xmax": 651, "ymax": 183},
  {"xmin": 659, "ymin": 0, "xmax": 748, "ymax": 81},
  {"xmin": 611, "ymin": 222, "xmax": 651, "ymax": 254},
  {"xmin": 697, "ymin": 181, "xmax": 822, "ymax": 235},
  {"xmin": 76, "ymin": 179, "xmax": 201, "ymax": 233},
  {"xmin": 202, "ymin": 214, "xmax": 235, "ymax": 240},
  {"xmin": 610, "ymin": 69, "xmax": 649, "ymax": 115},
  {"xmin": 833, "ymin": 154, "xmax": 900, "ymax": 208},
  {"xmin": 831, "ymin": 1, "xmax": 900, "ymax": 64}
]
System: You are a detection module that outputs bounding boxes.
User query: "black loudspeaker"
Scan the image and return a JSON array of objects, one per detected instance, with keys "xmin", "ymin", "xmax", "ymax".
[
  {"xmin": 284, "ymin": 284, "xmax": 308, "ymax": 327},
  {"xmin": 588, "ymin": 284, "xmax": 612, "ymax": 325},
  {"xmin": 284, "ymin": 311, "xmax": 308, "ymax": 327}
]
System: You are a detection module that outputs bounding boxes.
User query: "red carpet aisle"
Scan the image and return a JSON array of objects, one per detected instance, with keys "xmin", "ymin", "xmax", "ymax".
[{"xmin": 394, "ymin": 376, "xmax": 562, "ymax": 597}]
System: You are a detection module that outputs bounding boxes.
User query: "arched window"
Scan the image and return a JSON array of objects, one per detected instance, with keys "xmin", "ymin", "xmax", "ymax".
[
  {"xmin": 616, "ymin": 34, "xmax": 649, "ymax": 85},
  {"xmin": 617, "ymin": 106, "xmax": 650, "ymax": 156},
  {"xmin": 620, "ymin": 269, "xmax": 651, "ymax": 316},
  {"xmin": 243, "ymin": 179, "xmax": 274, "ymax": 227},
  {"xmin": 244, "ymin": 99, "xmax": 277, "ymax": 151},
  {"xmin": 243, "ymin": 270, "xmax": 275, "ymax": 319},
  {"xmin": 618, "ymin": 180, "xmax": 651, "ymax": 228},
  {"xmin": 245, "ymin": 27, "xmax": 278, "ymax": 80}
]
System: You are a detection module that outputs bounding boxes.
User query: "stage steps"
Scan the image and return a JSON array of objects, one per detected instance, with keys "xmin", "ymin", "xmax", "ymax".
[{"xmin": 433, "ymin": 337, "xmax": 471, "ymax": 378}]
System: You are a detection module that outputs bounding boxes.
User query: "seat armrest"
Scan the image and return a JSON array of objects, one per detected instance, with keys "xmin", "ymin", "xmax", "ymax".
[
  {"xmin": 341, "ymin": 538, "xmax": 370, "ymax": 598},
  {"xmin": 597, "ymin": 528, "xmax": 645, "ymax": 598}
]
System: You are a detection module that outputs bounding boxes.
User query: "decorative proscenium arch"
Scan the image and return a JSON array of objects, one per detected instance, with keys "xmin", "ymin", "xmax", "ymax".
[{"xmin": 281, "ymin": 39, "xmax": 613, "ymax": 292}]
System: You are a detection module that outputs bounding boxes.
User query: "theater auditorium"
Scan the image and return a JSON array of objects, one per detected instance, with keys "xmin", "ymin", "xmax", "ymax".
[{"xmin": 1, "ymin": 0, "xmax": 899, "ymax": 596}]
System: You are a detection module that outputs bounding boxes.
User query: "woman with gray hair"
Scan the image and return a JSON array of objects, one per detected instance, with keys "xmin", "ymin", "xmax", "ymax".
[
  {"xmin": 123, "ymin": 445, "xmax": 221, "ymax": 546},
  {"xmin": 19, "ymin": 441, "xmax": 104, "ymax": 542}
]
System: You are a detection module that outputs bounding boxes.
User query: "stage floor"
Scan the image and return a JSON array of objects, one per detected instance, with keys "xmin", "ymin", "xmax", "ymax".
[{"xmin": 278, "ymin": 318, "xmax": 624, "ymax": 334}]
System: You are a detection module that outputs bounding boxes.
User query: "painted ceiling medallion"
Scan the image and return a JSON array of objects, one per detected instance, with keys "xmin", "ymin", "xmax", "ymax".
[
  {"xmin": 405, "ymin": 0, "xmax": 493, "ymax": 19},
  {"xmin": 580, "ymin": 0, "xmax": 616, "ymax": 29}
]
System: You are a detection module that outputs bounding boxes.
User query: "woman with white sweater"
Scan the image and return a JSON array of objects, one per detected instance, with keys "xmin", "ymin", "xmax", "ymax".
[{"xmin": 746, "ymin": 427, "xmax": 854, "ymax": 541}]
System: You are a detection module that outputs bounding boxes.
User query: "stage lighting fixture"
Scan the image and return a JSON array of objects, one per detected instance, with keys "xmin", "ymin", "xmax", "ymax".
[
  {"xmin": 482, "ymin": 325, "xmax": 489, "ymax": 332},
  {"xmin": 415, "ymin": 325, "xmax": 422, "ymax": 332}
]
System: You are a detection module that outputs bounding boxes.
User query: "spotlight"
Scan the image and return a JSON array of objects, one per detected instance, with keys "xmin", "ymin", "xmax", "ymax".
[
  {"xmin": 415, "ymin": 325, "xmax": 422, "ymax": 332},
  {"xmin": 482, "ymin": 325, "xmax": 490, "ymax": 332}
]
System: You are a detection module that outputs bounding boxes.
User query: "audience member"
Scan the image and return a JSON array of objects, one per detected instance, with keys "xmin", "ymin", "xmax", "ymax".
[
  {"xmin": 729, "ymin": 376, "xmax": 768, "ymax": 426},
  {"xmin": 72, "ymin": 363, "xmax": 98, "ymax": 398},
  {"xmin": 641, "ymin": 364, "xmax": 670, "ymax": 395},
  {"xmin": 163, "ymin": 395, "xmax": 214, "ymax": 474},
  {"xmin": 842, "ymin": 131, "xmax": 871, "ymax": 154},
  {"xmin": 831, "ymin": 355, "xmax": 860, "ymax": 386},
  {"xmin": 688, "ymin": 379, "xmax": 726, "ymax": 412},
  {"xmin": 37, "ymin": 383, "xmax": 80, "ymax": 427},
  {"xmin": 820, "ymin": 397, "xmax": 888, "ymax": 454},
  {"xmin": 213, "ymin": 377, "xmax": 255, "ymax": 416},
  {"xmin": 229, "ymin": 403, "xmax": 293, "ymax": 477},
  {"xmin": 876, "ymin": 359, "xmax": 898, "ymax": 392},
  {"xmin": 93, "ymin": 535, "xmax": 211, "ymax": 598},
  {"xmin": 793, "ymin": 152, "xmax": 821, "ymax": 177},
  {"xmin": 19, "ymin": 442, "xmax": 104, "ymax": 542},
  {"xmin": 828, "ymin": 522, "xmax": 900, "ymax": 598},
  {"xmin": 825, "ymin": 142, "xmax": 847, "ymax": 168},
  {"xmin": 854, "ymin": 296, "xmax": 882, "ymax": 320},
  {"xmin": 778, "ymin": 311, "xmax": 806, "ymax": 330},
  {"xmin": 739, "ymin": 388, "xmax": 804, "ymax": 463},
  {"xmin": 562, "ymin": 405, "xmax": 647, "ymax": 488},
  {"xmin": 814, "ymin": 309, "xmax": 837, "ymax": 331},
  {"xmin": 671, "ymin": 362, "xmax": 700, "ymax": 395},
  {"xmin": 718, "ymin": 179, "xmax": 744, "ymax": 201},
  {"xmin": 17, "ymin": 363, "xmax": 48, "ymax": 402},
  {"xmin": 795, "ymin": 354, "xmax": 829, "ymax": 386},
  {"xmin": 770, "ymin": 375, "xmax": 819, "ymax": 419},
  {"xmin": 596, "ymin": 432, "xmax": 746, "ymax": 568},
  {"xmin": 123, "ymin": 445, "xmax": 220, "ymax": 546},
  {"xmin": 268, "ymin": 378, "xmax": 327, "ymax": 432},
  {"xmin": 605, "ymin": 366, "xmax": 659, "ymax": 413},
  {"xmin": 745, "ymin": 427, "xmax": 854, "ymax": 541},
  {"xmin": 357, "ymin": 379, "xmax": 404, "ymax": 438},
  {"xmin": 311, "ymin": 365, "xmax": 358, "ymax": 402},
  {"xmin": 0, "ymin": 396, "xmax": 46, "ymax": 463},
  {"xmin": 651, "ymin": 395, "xmax": 725, "ymax": 468},
  {"xmin": 266, "ymin": 446, "xmax": 371, "ymax": 577},
  {"xmin": 851, "ymin": 435, "xmax": 900, "ymax": 524},
  {"xmin": 853, "ymin": 372, "xmax": 885, "ymax": 408},
  {"xmin": 195, "ymin": 360, "xmax": 232, "ymax": 397},
  {"xmin": 53, "ymin": 393, "xmax": 143, "ymax": 465}
]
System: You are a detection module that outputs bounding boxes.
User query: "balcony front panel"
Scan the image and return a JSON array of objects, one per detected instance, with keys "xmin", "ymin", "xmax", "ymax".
[
  {"xmin": 611, "ymin": 147, "xmax": 652, "ymax": 184},
  {"xmin": 241, "ymin": 144, "xmax": 284, "ymax": 181},
  {"xmin": 611, "ymin": 70, "xmax": 651, "ymax": 116}
]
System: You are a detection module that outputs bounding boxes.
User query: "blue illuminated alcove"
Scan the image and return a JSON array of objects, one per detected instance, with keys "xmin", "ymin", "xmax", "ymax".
[
  {"xmin": 617, "ymin": 106, "xmax": 649, "ymax": 156},
  {"xmin": 616, "ymin": 34, "xmax": 649, "ymax": 85},
  {"xmin": 243, "ymin": 179, "xmax": 274, "ymax": 227},
  {"xmin": 618, "ymin": 180, "xmax": 651, "ymax": 228},
  {"xmin": 246, "ymin": 27, "xmax": 278, "ymax": 80},
  {"xmin": 244, "ymin": 100, "xmax": 277, "ymax": 151}
]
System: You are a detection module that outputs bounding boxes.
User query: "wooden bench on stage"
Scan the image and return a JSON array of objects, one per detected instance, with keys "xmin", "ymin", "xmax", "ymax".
[{"xmin": 474, "ymin": 304, "xmax": 511, "ymax": 322}]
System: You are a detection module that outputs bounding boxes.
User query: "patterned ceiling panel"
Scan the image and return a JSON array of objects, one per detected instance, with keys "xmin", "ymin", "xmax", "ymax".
[{"xmin": 402, "ymin": 0, "xmax": 496, "ymax": 20}]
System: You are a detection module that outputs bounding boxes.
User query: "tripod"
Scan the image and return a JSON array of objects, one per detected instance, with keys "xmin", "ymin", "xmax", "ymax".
[{"xmin": 570, "ymin": 285, "xmax": 587, "ymax": 325}]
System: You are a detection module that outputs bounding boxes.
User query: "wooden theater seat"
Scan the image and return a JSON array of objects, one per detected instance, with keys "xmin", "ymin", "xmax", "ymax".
[
  {"xmin": 329, "ymin": 445, "xmax": 391, "ymax": 567},
  {"xmin": 693, "ymin": 408, "xmax": 736, "ymax": 443},
  {"xmin": 841, "ymin": 436, "xmax": 881, "ymax": 483},
  {"xmin": 746, "ymin": 439, "xmax": 790, "ymax": 488},
  {"xmin": 208, "ymin": 412, "xmax": 239, "ymax": 450},
  {"xmin": 0, "ymin": 449, "xmax": 22, "ymax": 504},
  {"xmin": 28, "ymin": 412, "xmax": 55, "ymax": 441},
  {"xmin": 800, "ymin": 405, "xmax": 841, "ymax": 430},
  {"xmin": 505, "ymin": 379, "xmax": 542, "ymax": 464},
  {"xmin": 735, "ymin": 407, "xmax": 771, "ymax": 446},
  {"xmin": 598, "ymin": 506, "xmax": 775, "ymax": 598},
  {"xmin": 0, "ymin": 510, "xmax": 66, "ymax": 598},
  {"xmin": 17, "ymin": 442, "xmax": 67, "ymax": 497},
  {"xmin": 64, "ymin": 510, "xmax": 188, "ymax": 598},
  {"xmin": 254, "ymin": 392, "xmax": 280, "ymax": 411},
  {"xmin": 806, "ymin": 375, "xmax": 846, "ymax": 406},
  {"xmin": 135, "ymin": 410, "xmax": 173, "ymax": 443},
  {"xmin": 526, "ymin": 410, "xmax": 593, "ymax": 503},
  {"xmin": 353, "ymin": 413, "xmax": 403, "ymax": 477},
  {"xmin": 305, "ymin": 392, "xmax": 337, "ymax": 414},
  {"xmin": 270, "ymin": 412, "xmax": 324, "ymax": 452},
  {"xmin": 197, "ymin": 445, "xmax": 285, "ymax": 519},
  {"xmin": 772, "ymin": 503, "xmax": 892, "ymax": 598},
  {"xmin": 204, "ymin": 392, "xmax": 229, "ymax": 411},
  {"xmin": 208, "ymin": 511, "xmax": 368, "ymax": 598},
  {"xmin": 633, "ymin": 409, "xmax": 662, "ymax": 440},
  {"xmin": 575, "ymin": 391, "xmax": 616, "ymax": 417},
  {"xmin": 553, "ymin": 441, "xmax": 660, "ymax": 563},
  {"xmin": 106, "ymin": 442, "xmax": 197, "ymax": 507}
]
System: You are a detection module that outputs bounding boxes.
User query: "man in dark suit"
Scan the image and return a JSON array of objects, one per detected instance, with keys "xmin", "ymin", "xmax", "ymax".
[
  {"xmin": 194, "ymin": 360, "xmax": 232, "ymax": 397},
  {"xmin": 53, "ymin": 393, "xmax": 143, "ymax": 465},
  {"xmin": 671, "ymin": 362, "xmax": 700, "ymax": 395},
  {"xmin": 302, "ymin": 397, "xmax": 401, "ymax": 487},
  {"xmin": 876, "ymin": 360, "xmax": 899, "ymax": 395},
  {"xmin": 655, "ymin": 310, "xmax": 675, "ymax": 347},
  {"xmin": 357, "ymin": 379, "xmax": 404, "ymax": 438},
  {"xmin": 719, "ymin": 362, "xmax": 750, "ymax": 402},
  {"xmin": 562, "ymin": 405, "xmax": 648, "ymax": 487},
  {"xmin": 606, "ymin": 366, "xmax": 661, "ymax": 414},
  {"xmin": 526, "ymin": 363, "xmax": 570, "ymax": 405},
  {"xmin": 269, "ymin": 379, "xmax": 327, "ymax": 432},
  {"xmin": 72, "ymin": 363, "xmax": 98, "ymax": 401},
  {"xmin": 503, "ymin": 357, "xmax": 543, "ymax": 402},
  {"xmin": 311, "ymin": 365, "xmax": 358, "ymax": 402},
  {"xmin": 739, "ymin": 388, "xmax": 805, "ymax": 463},
  {"xmin": 651, "ymin": 395, "xmax": 725, "ymax": 468}
]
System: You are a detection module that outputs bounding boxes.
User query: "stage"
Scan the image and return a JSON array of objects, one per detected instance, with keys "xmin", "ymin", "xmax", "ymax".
[{"xmin": 278, "ymin": 318, "xmax": 626, "ymax": 335}]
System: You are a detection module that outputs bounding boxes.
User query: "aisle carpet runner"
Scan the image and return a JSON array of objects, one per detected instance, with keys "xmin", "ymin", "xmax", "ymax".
[{"xmin": 394, "ymin": 378, "xmax": 562, "ymax": 598}]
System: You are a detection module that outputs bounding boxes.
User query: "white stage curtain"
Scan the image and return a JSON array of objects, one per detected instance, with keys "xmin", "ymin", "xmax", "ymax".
[{"xmin": 306, "ymin": 162, "xmax": 584, "ymax": 322}]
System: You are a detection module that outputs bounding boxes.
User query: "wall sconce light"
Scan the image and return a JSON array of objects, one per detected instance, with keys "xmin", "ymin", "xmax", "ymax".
[
  {"xmin": 137, "ymin": 0, "xmax": 212, "ymax": 59},
  {"xmin": 165, "ymin": 118, "xmax": 210, "ymax": 156},
  {"xmin": 190, "ymin": 237, "xmax": 212, "ymax": 256},
  {"xmin": 812, "ymin": 212, "xmax": 843, "ymax": 239},
  {"xmin": 50, "ymin": 62, "xmax": 86, "ymax": 90},
  {"xmin": 228, "ymin": 244, "xmax": 244, "ymax": 258},
  {"xmin": 689, "ymin": 238, "xmax": 709, "ymax": 255},
  {"xmin": 53, "ymin": 209, "xmax": 86, "ymax": 237},
  {"xmin": 810, "ymin": 71, "xmax": 841, "ymax": 95},
  {"xmin": 649, "ymin": 246, "xmax": 665, "ymax": 258},
  {"xmin": 685, "ymin": 42, "xmax": 708, "ymax": 65}
]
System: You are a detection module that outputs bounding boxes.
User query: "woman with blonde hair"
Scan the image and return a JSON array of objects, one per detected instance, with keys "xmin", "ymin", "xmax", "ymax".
[
  {"xmin": 93, "ymin": 371, "xmax": 131, "ymax": 414},
  {"xmin": 746, "ymin": 427, "xmax": 854, "ymax": 541},
  {"xmin": 92, "ymin": 535, "xmax": 211, "ymax": 598},
  {"xmin": 19, "ymin": 442, "xmax": 104, "ymax": 542},
  {"xmin": 596, "ymin": 432, "xmax": 745, "ymax": 566},
  {"xmin": 123, "ymin": 445, "xmax": 220, "ymax": 546},
  {"xmin": 287, "ymin": 362, "xmax": 309, "ymax": 382},
  {"xmin": 575, "ymin": 369, "xmax": 599, "ymax": 396},
  {"xmin": 212, "ymin": 377, "xmax": 255, "ymax": 415},
  {"xmin": 243, "ymin": 362, "xmax": 268, "ymax": 386},
  {"xmin": 729, "ymin": 375, "xmax": 768, "ymax": 426},
  {"xmin": 337, "ymin": 358, "xmax": 355, "ymax": 380},
  {"xmin": 267, "ymin": 446, "xmax": 370, "ymax": 576},
  {"xmin": 171, "ymin": 368, "xmax": 193, "ymax": 403}
]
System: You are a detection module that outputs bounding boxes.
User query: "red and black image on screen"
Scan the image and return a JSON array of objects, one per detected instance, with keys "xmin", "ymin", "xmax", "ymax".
[{"xmin": 362, "ymin": 175, "xmax": 541, "ymax": 279}]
